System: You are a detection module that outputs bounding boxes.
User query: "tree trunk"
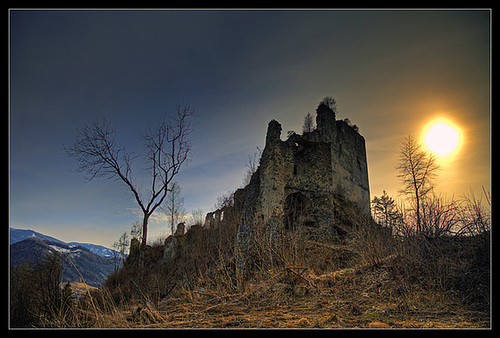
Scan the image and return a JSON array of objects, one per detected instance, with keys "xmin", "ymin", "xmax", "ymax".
[
  {"xmin": 171, "ymin": 208, "xmax": 175, "ymax": 236},
  {"xmin": 415, "ymin": 190, "xmax": 421, "ymax": 234},
  {"xmin": 141, "ymin": 214, "xmax": 149, "ymax": 248},
  {"xmin": 136, "ymin": 213, "xmax": 150, "ymax": 281}
]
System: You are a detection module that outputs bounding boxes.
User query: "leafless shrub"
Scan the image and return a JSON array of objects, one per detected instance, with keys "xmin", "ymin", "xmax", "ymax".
[
  {"xmin": 455, "ymin": 188, "xmax": 491, "ymax": 237},
  {"xmin": 10, "ymin": 254, "xmax": 69, "ymax": 327},
  {"xmin": 351, "ymin": 221, "xmax": 394, "ymax": 267},
  {"xmin": 420, "ymin": 194, "xmax": 462, "ymax": 238},
  {"xmin": 242, "ymin": 147, "xmax": 262, "ymax": 187},
  {"xmin": 215, "ymin": 191, "xmax": 235, "ymax": 209}
]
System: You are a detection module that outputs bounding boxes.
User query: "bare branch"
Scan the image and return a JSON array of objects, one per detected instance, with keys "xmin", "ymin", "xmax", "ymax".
[{"xmin": 65, "ymin": 102, "xmax": 197, "ymax": 248}]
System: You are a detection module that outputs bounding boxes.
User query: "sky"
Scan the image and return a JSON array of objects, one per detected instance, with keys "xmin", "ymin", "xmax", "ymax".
[{"xmin": 9, "ymin": 9, "xmax": 490, "ymax": 248}]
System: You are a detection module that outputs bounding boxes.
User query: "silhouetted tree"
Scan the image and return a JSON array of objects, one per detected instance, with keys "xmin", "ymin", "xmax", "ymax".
[
  {"xmin": 320, "ymin": 96, "xmax": 337, "ymax": 112},
  {"xmin": 396, "ymin": 135, "xmax": 440, "ymax": 233},
  {"xmin": 65, "ymin": 102, "xmax": 196, "ymax": 249},
  {"xmin": 302, "ymin": 112, "xmax": 315, "ymax": 133},
  {"xmin": 371, "ymin": 190, "xmax": 401, "ymax": 229}
]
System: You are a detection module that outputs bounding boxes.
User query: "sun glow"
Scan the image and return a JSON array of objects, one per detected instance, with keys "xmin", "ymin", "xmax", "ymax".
[{"xmin": 422, "ymin": 117, "xmax": 463, "ymax": 158}]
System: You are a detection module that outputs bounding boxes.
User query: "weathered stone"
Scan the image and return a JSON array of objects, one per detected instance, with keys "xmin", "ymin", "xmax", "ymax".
[
  {"xmin": 174, "ymin": 222, "xmax": 185, "ymax": 236},
  {"xmin": 204, "ymin": 101, "xmax": 370, "ymax": 280},
  {"xmin": 162, "ymin": 222, "xmax": 188, "ymax": 261}
]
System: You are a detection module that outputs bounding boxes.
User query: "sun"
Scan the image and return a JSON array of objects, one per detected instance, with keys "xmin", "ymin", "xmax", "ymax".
[{"xmin": 422, "ymin": 118, "xmax": 463, "ymax": 157}]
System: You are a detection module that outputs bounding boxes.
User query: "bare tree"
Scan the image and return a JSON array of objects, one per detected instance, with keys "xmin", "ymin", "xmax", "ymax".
[
  {"xmin": 111, "ymin": 231, "xmax": 129, "ymax": 271},
  {"xmin": 187, "ymin": 208, "xmax": 204, "ymax": 227},
  {"xmin": 130, "ymin": 220, "xmax": 143, "ymax": 243},
  {"xmin": 396, "ymin": 135, "xmax": 440, "ymax": 233},
  {"xmin": 163, "ymin": 181, "xmax": 185, "ymax": 236},
  {"xmin": 215, "ymin": 191, "xmax": 235, "ymax": 209},
  {"xmin": 302, "ymin": 112, "xmax": 315, "ymax": 133},
  {"xmin": 242, "ymin": 147, "xmax": 262, "ymax": 186},
  {"xmin": 65, "ymin": 102, "xmax": 196, "ymax": 249}
]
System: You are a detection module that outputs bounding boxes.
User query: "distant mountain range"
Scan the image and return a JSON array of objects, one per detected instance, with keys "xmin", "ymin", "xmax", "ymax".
[
  {"xmin": 9, "ymin": 228, "xmax": 120, "ymax": 258},
  {"xmin": 9, "ymin": 228, "xmax": 124, "ymax": 287}
]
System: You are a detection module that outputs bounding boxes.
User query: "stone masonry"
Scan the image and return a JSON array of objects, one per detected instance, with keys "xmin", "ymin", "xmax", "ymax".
[{"xmin": 202, "ymin": 101, "xmax": 370, "ymax": 275}]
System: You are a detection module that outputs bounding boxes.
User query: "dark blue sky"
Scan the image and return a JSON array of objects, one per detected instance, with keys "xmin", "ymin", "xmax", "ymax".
[{"xmin": 9, "ymin": 9, "xmax": 490, "ymax": 246}]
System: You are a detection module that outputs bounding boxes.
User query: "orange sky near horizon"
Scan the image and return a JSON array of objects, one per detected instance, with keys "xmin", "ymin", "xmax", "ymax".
[{"xmin": 365, "ymin": 105, "xmax": 489, "ymax": 204}]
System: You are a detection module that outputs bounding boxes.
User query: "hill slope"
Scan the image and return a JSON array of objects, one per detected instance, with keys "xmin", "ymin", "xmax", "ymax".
[{"xmin": 10, "ymin": 238, "xmax": 116, "ymax": 287}]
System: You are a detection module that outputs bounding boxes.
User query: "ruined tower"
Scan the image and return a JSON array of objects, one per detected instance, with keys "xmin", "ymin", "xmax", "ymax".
[
  {"xmin": 242, "ymin": 102, "xmax": 370, "ymax": 223},
  {"xmin": 203, "ymin": 101, "xmax": 370, "ymax": 276}
]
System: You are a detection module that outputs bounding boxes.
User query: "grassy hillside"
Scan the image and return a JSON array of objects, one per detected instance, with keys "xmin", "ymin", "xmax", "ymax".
[{"xmin": 12, "ymin": 195, "xmax": 490, "ymax": 328}]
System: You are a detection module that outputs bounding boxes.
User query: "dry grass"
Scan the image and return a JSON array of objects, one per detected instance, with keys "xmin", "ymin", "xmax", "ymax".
[
  {"xmin": 57, "ymin": 258, "xmax": 489, "ymax": 328},
  {"xmin": 28, "ymin": 193, "xmax": 489, "ymax": 328}
]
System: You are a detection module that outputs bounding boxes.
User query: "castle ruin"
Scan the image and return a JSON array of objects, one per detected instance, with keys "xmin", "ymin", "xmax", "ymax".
[{"xmin": 202, "ymin": 101, "xmax": 370, "ymax": 273}]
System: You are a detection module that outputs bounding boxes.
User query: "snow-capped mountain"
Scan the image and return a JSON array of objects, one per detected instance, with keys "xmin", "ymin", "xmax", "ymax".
[
  {"xmin": 66, "ymin": 242, "xmax": 119, "ymax": 258},
  {"xmin": 9, "ymin": 228, "xmax": 122, "ymax": 258},
  {"xmin": 9, "ymin": 228, "xmax": 65, "ymax": 245}
]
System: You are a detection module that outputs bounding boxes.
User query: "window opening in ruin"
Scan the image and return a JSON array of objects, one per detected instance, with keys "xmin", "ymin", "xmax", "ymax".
[
  {"xmin": 284, "ymin": 192, "xmax": 311, "ymax": 231},
  {"xmin": 293, "ymin": 164, "xmax": 298, "ymax": 175}
]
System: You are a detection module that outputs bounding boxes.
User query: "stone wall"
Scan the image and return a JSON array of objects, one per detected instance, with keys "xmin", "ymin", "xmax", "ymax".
[
  {"xmin": 201, "ymin": 102, "xmax": 370, "ymax": 276},
  {"xmin": 331, "ymin": 119, "xmax": 370, "ymax": 212}
]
